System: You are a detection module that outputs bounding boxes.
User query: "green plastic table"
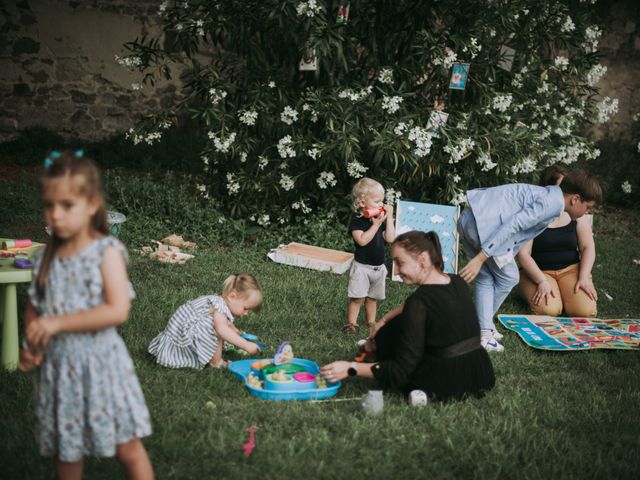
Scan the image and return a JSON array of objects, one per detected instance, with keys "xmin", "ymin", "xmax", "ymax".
[{"xmin": 0, "ymin": 240, "xmax": 44, "ymax": 370}]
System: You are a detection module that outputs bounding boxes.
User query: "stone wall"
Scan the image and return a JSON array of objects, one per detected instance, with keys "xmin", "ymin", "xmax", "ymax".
[
  {"xmin": 0, "ymin": 0, "xmax": 179, "ymax": 141},
  {"xmin": 0, "ymin": 0, "xmax": 638, "ymax": 143},
  {"xmin": 594, "ymin": 0, "xmax": 640, "ymax": 141}
]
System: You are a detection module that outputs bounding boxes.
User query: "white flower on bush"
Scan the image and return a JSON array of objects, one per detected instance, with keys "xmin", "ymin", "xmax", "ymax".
[
  {"xmin": 596, "ymin": 97, "xmax": 619, "ymax": 123},
  {"xmin": 316, "ymin": 171, "xmax": 337, "ymax": 189},
  {"xmin": 159, "ymin": 1, "xmax": 168, "ymax": 13},
  {"xmin": 347, "ymin": 160, "xmax": 368, "ymax": 178},
  {"xmin": 280, "ymin": 106, "xmax": 299, "ymax": 125},
  {"xmin": 582, "ymin": 25, "xmax": 602, "ymax": 53},
  {"xmin": 452, "ymin": 174, "xmax": 461, "ymax": 184},
  {"xmin": 510, "ymin": 155, "xmax": 536, "ymax": 174},
  {"xmin": 382, "ymin": 95, "xmax": 403, "ymax": 114},
  {"xmin": 537, "ymin": 81, "xmax": 550, "ymax": 94},
  {"xmin": 296, "ymin": 0, "xmax": 322, "ymax": 17},
  {"xmin": 239, "ymin": 152, "xmax": 248, "ymax": 163},
  {"xmin": 338, "ymin": 87, "xmax": 372, "ymax": 102},
  {"xmin": 256, "ymin": 214, "xmax": 270, "ymax": 227},
  {"xmin": 239, "ymin": 110, "xmax": 258, "ymax": 126},
  {"xmin": 462, "ymin": 37, "xmax": 482, "ymax": 59},
  {"xmin": 176, "ymin": 23, "xmax": 184, "ymax": 31},
  {"xmin": 385, "ymin": 188, "xmax": 401, "ymax": 205},
  {"xmin": 208, "ymin": 131, "xmax": 236, "ymax": 153},
  {"xmin": 554, "ymin": 56, "xmax": 569, "ymax": 71},
  {"xmin": 277, "ymin": 135, "xmax": 296, "ymax": 158},
  {"xmin": 552, "ymin": 142, "xmax": 584, "ymax": 165},
  {"xmin": 407, "ymin": 127, "xmax": 433, "ymax": 158},
  {"xmin": 307, "ymin": 147, "xmax": 320, "ymax": 160},
  {"xmin": 433, "ymin": 48, "xmax": 457, "ymax": 69},
  {"xmin": 257, "ymin": 156, "xmax": 268, "ymax": 170},
  {"xmin": 279, "ymin": 173, "xmax": 295, "ymax": 191},
  {"xmin": 492, "ymin": 94, "xmax": 513, "ymax": 112},
  {"xmin": 226, "ymin": 173, "xmax": 240, "ymax": 195},
  {"xmin": 637, "ymin": 141, "xmax": 640, "ymax": 153},
  {"xmin": 131, "ymin": 83, "xmax": 143, "ymax": 91},
  {"xmin": 633, "ymin": 113, "xmax": 640, "ymax": 122},
  {"xmin": 561, "ymin": 16, "xmax": 575, "ymax": 33},
  {"xmin": 476, "ymin": 152, "xmax": 497, "ymax": 171},
  {"xmin": 451, "ymin": 191, "xmax": 466, "ymax": 206},
  {"xmin": 444, "ymin": 138, "xmax": 475, "ymax": 164},
  {"xmin": 268, "ymin": 81, "xmax": 276, "ymax": 88},
  {"xmin": 209, "ymin": 88, "xmax": 227, "ymax": 105},
  {"xmin": 511, "ymin": 73, "xmax": 523, "ymax": 89},
  {"xmin": 586, "ymin": 64, "xmax": 607, "ymax": 87},
  {"xmin": 621, "ymin": 181, "xmax": 632, "ymax": 194},
  {"xmin": 378, "ymin": 68, "xmax": 394, "ymax": 85},
  {"xmin": 394, "ymin": 122, "xmax": 408, "ymax": 136},
  {"xmin": 292, "ymin": 200, "xmax": 312, "ymax": 214}
]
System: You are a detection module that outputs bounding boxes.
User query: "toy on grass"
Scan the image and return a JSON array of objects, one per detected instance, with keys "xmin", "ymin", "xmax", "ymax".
[
  {"xmin": 229, "ymin": 357, "xmax": 341, "ymax": 401},
  {"xmin": 240, "ymin": 332, "xmax": 264, "ymax": 351},
  {"xmin": 243, "ymin": 426, "xmax": 256, "ymax": 457},
  {"xmin": 273, "ymin": 341, "xmax": 293, "ymax": 364}
]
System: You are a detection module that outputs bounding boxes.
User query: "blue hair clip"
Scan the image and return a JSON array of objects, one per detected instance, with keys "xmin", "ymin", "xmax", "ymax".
[
  {"xmin": 75, "ymin": 149, "xmax": 84, "ymax": 158},
  {"xmin": 44, "ymin": 150, "xmax": 61, "ymax": 169},
  {"xmin": 51, "ymin": 150, "xmax": 61, "ymax": 159}
]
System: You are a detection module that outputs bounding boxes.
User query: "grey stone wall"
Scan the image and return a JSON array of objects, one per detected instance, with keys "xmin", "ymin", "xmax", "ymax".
[
  {"xmin": 594, "ymin": 0, "xmax": 640, "ymax": 141},
  {"xmin": 0, "ymin": 0, "xmax": 638, "ymax": 143},
  {"xmin": 0, "ymin": 0, "xmax": 179, "ymax": 141}
]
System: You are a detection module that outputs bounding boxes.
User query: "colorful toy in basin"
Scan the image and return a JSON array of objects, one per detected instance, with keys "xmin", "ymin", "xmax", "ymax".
[
  {"xmin": 229, "ymin": 357, "xmax": 341, "ymax": 401},
  {"xmin": 273, "ymin": 341, "xmax": 294, "ymax": 364}
]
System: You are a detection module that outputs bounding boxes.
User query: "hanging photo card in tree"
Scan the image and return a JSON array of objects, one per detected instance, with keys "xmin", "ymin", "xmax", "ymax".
[
  {"xmin": 299, "ymin": 49, "xmax": 318, "ymax": 71},
  {"xmin": 336, "ymin": 3, "xmax": 350, "ymax": 25},
  {"xmin": 449, "ymin": 63, "xmax": 470, "ymax": 90},
  {"xmin": 498, "ymin": 45, "xmax": 516, "ymax": 72},
  {"xmin": 392, "ymin": 200, "xmax": 460, "ymax": 280},
  {"xmin": 428, "ymin": 110, "xmax": 449, "ymax": 138}
]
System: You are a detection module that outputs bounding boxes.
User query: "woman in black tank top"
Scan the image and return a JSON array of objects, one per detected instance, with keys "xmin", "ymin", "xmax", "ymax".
[{"xmin": 517, "ymin": 166, "xmax": 598, "ymax": 317}]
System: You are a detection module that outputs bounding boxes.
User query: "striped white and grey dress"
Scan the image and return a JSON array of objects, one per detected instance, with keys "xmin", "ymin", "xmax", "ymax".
[{"xmin": 148, "ymin": 295, "xmax": 234, "ymax": 369}]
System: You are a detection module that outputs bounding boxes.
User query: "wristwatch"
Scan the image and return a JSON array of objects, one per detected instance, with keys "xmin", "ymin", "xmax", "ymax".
[{"xmin": 347, "ymin": 361, "xmax": 358, "ymax": 377}]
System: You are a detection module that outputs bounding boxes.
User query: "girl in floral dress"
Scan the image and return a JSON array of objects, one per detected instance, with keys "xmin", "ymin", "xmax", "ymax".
[{"xmin": 19, "ymin": 151, "xmax": 153, "ymax": 480}]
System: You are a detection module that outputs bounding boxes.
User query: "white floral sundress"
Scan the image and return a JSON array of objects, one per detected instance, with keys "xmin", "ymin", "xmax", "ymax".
[{"xmin": 27, "ymin": 236, "xmax": 152, "ymax": 462}]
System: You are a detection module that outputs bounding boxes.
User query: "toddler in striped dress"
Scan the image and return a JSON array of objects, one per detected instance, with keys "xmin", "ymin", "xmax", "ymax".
[{"xmin": 148, "ymin": 273, "xmax": 263, "ymax": 369}]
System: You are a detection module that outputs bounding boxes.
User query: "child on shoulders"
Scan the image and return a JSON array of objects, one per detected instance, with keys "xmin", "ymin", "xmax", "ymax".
[{"xmin": 148, "ymin": 273, "xmax": 263, "ymax": 369}]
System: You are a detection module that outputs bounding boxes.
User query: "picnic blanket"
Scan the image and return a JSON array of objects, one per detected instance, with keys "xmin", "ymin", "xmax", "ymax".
[{"xmin": 497, "ymin": 314, "xmax": 640, "ymax": 351}]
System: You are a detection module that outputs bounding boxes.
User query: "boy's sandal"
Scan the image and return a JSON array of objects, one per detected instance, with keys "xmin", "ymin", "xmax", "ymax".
[{"xmin": 342, "ymin": 323, "xmax": 358, "ymax": 334}]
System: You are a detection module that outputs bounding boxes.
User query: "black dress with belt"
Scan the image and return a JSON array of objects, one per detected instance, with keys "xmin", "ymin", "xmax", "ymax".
[{"xmin": 371, "ymin": 275, "xmax": 495, "ymax": 401}]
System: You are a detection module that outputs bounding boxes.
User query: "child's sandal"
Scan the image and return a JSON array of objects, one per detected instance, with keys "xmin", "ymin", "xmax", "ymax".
[
  {"xmin": 211, "ymin": 358, "xmax": 228, "ymax": 369},
  {"xmin": 342, "ymin": 323, "xmax": 358, "ymax": 334}
]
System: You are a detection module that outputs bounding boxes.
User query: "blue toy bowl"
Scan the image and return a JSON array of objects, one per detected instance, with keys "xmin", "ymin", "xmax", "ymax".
[{"xmin": 229, "ymin": 358, "xmax": 341, "ymax": 401}]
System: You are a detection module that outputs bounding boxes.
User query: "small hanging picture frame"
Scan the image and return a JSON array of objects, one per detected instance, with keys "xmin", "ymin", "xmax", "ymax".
[
  {"xmin": 449, "ymin": 63, "xmax": 470, "ymax": 90},
  {"xmin": 336, "ymin": 3, "xmax": 350, "ymax": 26},
  {"xmin": 299, "ymin": 49, "xmax": 318, "ymax": 71},
  {"xmin": 498, "ymin": 45, "xmax": 516, "ymax": 72},
  {"xmin": 428, "ymin": 110, "xmax": 449, "ymax": 138}
]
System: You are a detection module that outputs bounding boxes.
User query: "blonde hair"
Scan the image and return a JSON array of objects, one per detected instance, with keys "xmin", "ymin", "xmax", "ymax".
[
  {"xmin": 351, "ymin": 177, "xmax": 384, "ymax": 212},
  {"xmin": 222, "ymin": 273, "xmax": 263, "ymax": 311},
  {"xmin": 37, "ymin": 151, "xmax": 108, "ymax": 296}
]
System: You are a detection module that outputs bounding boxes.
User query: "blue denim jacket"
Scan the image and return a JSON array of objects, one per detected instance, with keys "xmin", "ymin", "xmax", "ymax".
[{"xmin": 466, "ymin": 183, "xmax": 564, "ymax": 258}]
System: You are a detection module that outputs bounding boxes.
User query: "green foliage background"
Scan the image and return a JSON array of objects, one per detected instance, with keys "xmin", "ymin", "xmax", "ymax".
[{"xmin": 121, "ymin": 0, "xmax": 610, "ymax": 224}]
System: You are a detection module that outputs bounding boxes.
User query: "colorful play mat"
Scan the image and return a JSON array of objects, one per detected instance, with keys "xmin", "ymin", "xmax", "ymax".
[
  {"xmin": 498, "ymin": 315, "xmax": 640, "ymax": 351},
  {"xmin": 229, "ymin": 358, "xmax": 341, "ymax": 401}
]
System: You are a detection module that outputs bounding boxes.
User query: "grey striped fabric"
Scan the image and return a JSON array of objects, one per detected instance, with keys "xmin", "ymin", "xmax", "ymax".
[{"xmin": 148, "ymin": 295, "xmax": 233, "ymax": 369}]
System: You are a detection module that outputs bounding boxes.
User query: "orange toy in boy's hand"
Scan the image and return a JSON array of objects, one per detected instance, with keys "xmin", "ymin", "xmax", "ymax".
[{"xmin": 362, "ymin": 207, "xmax": 385, "ymax": 218}]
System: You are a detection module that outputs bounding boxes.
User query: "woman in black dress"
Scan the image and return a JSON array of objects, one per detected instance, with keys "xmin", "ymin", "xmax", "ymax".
[{"xmin": 321, "ymin": 230, "xmax": 495, "ymax": 401}]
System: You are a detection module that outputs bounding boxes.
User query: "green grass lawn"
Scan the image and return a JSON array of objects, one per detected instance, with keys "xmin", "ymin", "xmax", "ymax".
[{"xmin": 1, "ymin": 175, "xmax": 640, "ymax": 479}]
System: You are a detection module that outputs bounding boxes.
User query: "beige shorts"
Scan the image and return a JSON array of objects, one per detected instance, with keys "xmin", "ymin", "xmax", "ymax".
[{"xmin": 347, "ymin": 261, "xmax": 387, "ymax": 300}]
